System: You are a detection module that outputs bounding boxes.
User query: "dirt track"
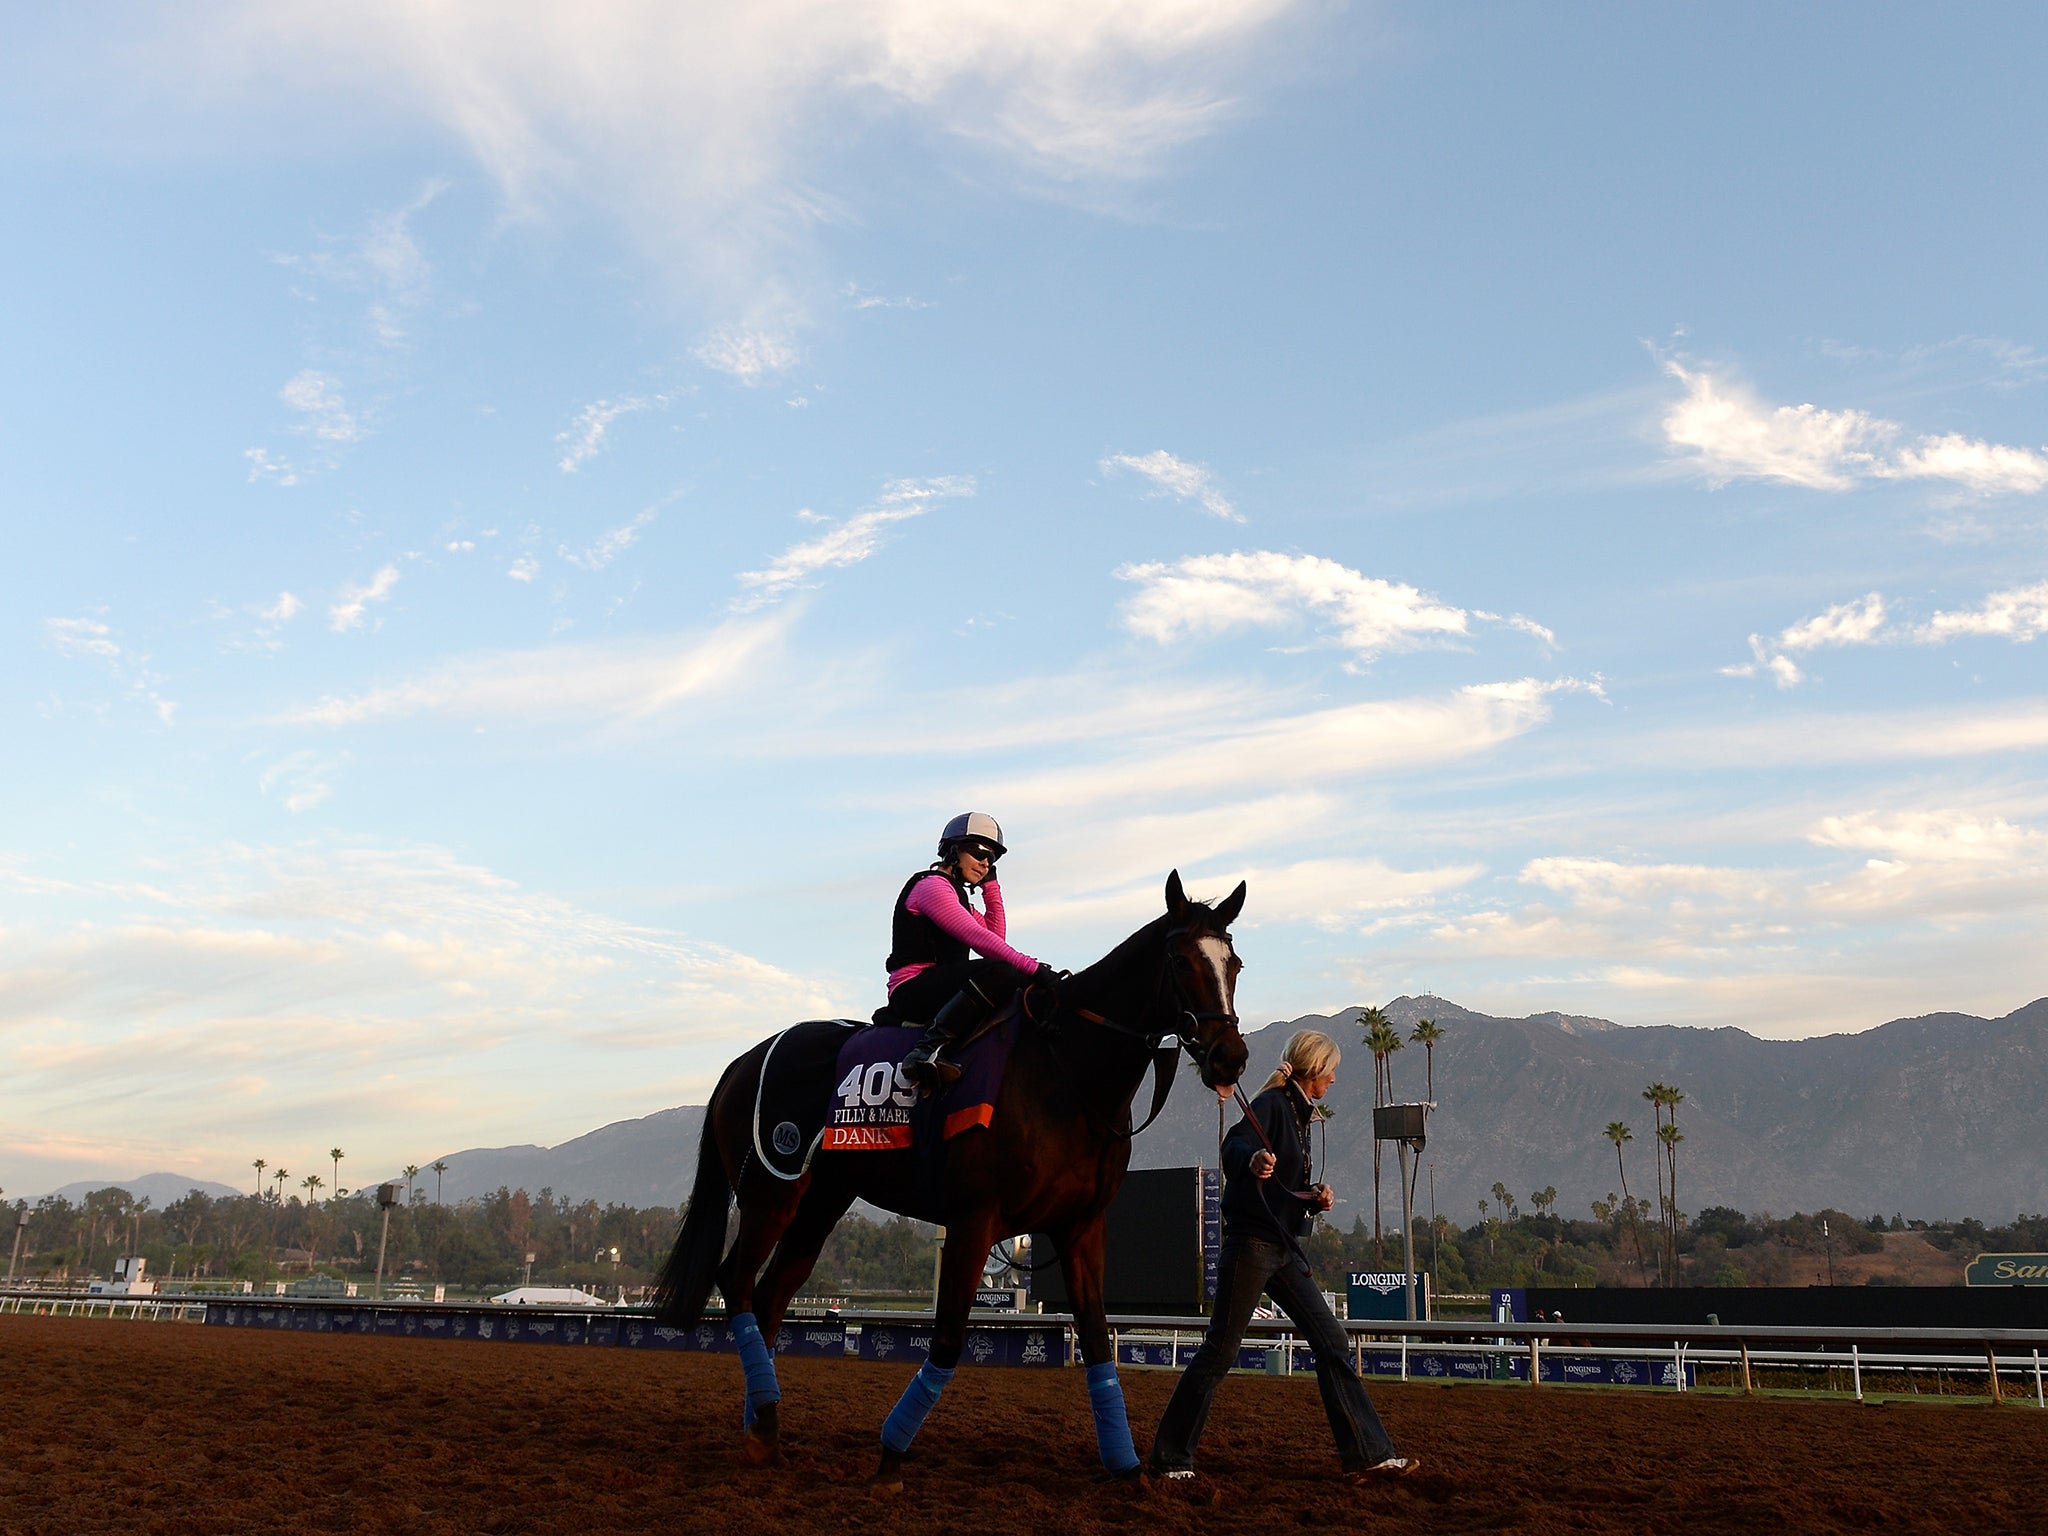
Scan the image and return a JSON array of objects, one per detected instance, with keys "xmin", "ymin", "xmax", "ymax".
[{"xmin": 1, "ymin": 1315, "xmax": 2039, "ymax": 1534}]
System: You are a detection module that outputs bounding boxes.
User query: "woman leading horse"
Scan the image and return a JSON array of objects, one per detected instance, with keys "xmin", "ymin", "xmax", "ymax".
[{"xmin": 652, "ymin": 870, "xmax": 1250, "ymax": 1488}]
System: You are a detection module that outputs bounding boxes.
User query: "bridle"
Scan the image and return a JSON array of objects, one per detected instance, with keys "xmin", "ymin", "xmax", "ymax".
[{"xmin": 1043, "ymin": 923, "xmax": 1241, "ymax": 1138}]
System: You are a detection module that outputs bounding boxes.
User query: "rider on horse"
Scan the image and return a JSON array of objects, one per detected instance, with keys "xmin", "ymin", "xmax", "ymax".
[{"xmin": 888, "ymin": 811, "xmax": 1057, "ymax": 1091}]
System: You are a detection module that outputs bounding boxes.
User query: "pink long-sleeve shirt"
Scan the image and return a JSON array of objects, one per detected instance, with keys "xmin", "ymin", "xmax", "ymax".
[{"xmin": 886, "ymin": 873, "xmax": 1039, "ymax": 995}]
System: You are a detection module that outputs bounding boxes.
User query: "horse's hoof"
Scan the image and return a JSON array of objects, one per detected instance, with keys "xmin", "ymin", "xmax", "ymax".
[
  {"xmin": 870, "ymin": 1448, "xmax": 905, "ymax": 1496},
  {"xmin": 740, "ymin": 1429, "xmax": 781, "ymax": 1467}
]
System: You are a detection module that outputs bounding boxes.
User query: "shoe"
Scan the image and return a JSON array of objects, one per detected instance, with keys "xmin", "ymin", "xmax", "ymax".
[
  {"xmin": 902, "ymin": 985, "xmax": 988, "ymax": 1091},
  {"xmin": 1347, "ymin": 1455, "xmax": 1420, "ymax": 1482}
]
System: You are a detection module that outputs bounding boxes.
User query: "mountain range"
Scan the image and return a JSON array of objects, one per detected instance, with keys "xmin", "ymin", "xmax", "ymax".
[{"xmin": 36, "ymin": 996, "xmax": 2047, "ymax": 1222}]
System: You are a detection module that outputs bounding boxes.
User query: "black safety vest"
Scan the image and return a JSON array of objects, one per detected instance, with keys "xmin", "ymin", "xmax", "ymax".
[{"xmin": 886, "ymin": 869, "xmax": 972, "ymax": 972}]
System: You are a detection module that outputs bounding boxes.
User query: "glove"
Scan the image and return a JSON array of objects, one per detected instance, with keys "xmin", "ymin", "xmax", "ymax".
[{"xmin": 1032, "ymin": 963, "xmax": 1061, "ymax": 990}]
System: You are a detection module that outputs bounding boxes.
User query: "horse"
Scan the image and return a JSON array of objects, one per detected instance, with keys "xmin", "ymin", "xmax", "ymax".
[{"xmin": 652, "ymin": 869, "xmax": 1250, "ymax": 1489}]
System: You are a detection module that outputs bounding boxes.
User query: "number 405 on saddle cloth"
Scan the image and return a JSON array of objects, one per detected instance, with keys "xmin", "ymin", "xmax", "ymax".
[{"xmin": 825, "ymin": 1060, "xmax": 917, "ymax": 1150}]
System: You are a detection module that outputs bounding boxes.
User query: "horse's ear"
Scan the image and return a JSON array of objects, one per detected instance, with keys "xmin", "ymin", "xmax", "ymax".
[
  {"xmin": 1214, "ymin": 880, "xmax": 1247, "ymax": 929},
  {"xmin": 1165, "ymin": 869, "xmax": 1188, "ymax": 916}
]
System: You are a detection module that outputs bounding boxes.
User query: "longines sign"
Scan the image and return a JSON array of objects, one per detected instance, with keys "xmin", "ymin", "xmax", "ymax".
[{"xmin": 1964, "ymin": 1253, "xmax": 2048, "ymax": 1286}]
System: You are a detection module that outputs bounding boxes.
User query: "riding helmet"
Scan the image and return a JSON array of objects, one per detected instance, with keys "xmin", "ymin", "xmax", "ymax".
[{"xmin": 938, "ymin": 811, "xmax": 1006, "ymax": 859}]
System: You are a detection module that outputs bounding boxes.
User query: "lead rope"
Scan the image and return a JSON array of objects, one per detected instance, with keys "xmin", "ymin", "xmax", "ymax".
[{"xmin": 1228, "ymin": 1083, "xmax": 1320, "ymax": 1277}]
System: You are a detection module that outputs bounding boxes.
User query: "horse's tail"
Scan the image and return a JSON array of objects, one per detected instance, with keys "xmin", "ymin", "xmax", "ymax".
[{"xmin": 652, "ymin": 1062, "xmax": 743, "ymax": 1327}]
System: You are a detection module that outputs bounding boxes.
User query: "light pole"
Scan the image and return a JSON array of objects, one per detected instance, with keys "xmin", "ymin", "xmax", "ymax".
[
  {"xmin": 374, "ymin": 1184, "xmax": 402, "ymax": 1299},
  {"xmin": 524, "ymin": 1251, "xmax": 535, "ymax": 1288},
  {"xmin": 7, "ymin": 1207, "xmax": 27, "ymax": 1281},
  {"xmin": 1372, "ymin": 1102, "xmax": 1430, "ymax": 1322}
]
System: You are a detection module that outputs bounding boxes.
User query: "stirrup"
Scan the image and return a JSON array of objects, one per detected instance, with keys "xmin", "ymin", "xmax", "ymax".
[{"xmin": 904, "ymin": 1051, "xmax": 963, "ymax": 1093}]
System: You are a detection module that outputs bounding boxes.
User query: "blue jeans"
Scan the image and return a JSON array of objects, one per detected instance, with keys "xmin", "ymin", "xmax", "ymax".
[{"xmin": 1150, "ymin": 1237, "xmax": 1397, "ymax": 1473}]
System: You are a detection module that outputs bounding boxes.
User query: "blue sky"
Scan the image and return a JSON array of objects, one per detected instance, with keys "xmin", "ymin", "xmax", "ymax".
[{"xmin": 6, "ymin": 4, "xmax": 2046, "ymax": 1195}]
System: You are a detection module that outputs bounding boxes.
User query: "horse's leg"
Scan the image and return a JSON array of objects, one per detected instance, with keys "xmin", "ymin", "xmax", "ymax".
[
  {"xmin": 870, "ymin": 1204, "xmax": 1000, "ymax": 1495},
  {"xmin": 751, "ymin": 1177, "xmax": 857, "ymax": 1359},
  {"xmin": 720, "ymin": 1174, "xmax": 806, "ymax": 1465},
  {"xmin": 1057, "ymin": 1214, "xmax": 1142, "ymax": 1477}
]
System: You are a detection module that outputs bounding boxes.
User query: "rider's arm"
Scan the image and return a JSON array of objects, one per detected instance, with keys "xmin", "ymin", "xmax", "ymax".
[
  {"xmin": 904, "ymin": 875, "xmax": 1040, "ymax": 975},
  {"xmin": 980, "ymin": 874, "xmax": 1007, "ymax": 940}
]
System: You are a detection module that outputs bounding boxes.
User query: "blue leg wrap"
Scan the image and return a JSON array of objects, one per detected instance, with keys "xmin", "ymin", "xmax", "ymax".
[
  {"xmin": 881, "ymin": 1359, "xmax": 955, "ymax": 1454},
  {"xmin": 733, "ymin": 1312, "xmax": 780, "ymax": 1430},
  {"xmin": 1085, "ymin": 1361, "xmax": 1141, "ymax": 1473}
]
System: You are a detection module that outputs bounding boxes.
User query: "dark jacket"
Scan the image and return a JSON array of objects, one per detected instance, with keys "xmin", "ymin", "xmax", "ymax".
[{"xmin": 1220, "ymin": 1081, "xmax": 1318, "ymax": 1244}]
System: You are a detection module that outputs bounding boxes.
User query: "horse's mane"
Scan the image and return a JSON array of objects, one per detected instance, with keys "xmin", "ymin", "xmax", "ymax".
[{"xmin": 1070, "ymin": 896, "xmax": 1229, "ymax": 988}]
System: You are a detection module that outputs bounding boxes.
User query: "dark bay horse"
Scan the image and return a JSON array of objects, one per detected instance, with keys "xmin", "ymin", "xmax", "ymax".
[{"xmin": 652, "ymin": 870, "xmax": 1250, "ymax": 1488}]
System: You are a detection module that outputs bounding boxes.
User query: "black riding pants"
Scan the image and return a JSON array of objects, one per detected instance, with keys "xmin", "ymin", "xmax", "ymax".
[
  {"xmin": 1150, "ymin": 1237, "xmax": 1397, "ymax": 1473},
  {"xmin": 889, "ymin": 958, "xmax": 1020, "ymax": 1025}
]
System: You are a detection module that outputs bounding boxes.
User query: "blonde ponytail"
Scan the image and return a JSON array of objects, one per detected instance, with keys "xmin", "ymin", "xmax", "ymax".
[{"xmin": 1260, "ymin": 1029, "xmax": 1339, "ymax": 1093}]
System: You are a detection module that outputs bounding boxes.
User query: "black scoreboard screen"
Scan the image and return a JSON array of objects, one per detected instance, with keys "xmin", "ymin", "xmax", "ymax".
[{"xmin": 1029, "ymin": 1166, "xmax": 1218, "ymax": 1316}]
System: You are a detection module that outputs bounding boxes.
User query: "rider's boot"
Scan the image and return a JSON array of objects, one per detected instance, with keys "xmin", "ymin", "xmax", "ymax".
[{"xmin": 901, "ymin": 985, "xmax": 989, "ymax": 1093}]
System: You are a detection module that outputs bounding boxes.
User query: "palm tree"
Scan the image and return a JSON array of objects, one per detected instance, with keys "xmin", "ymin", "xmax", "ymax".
[
  {"xmin": 1658, "ymin": 1120, "xmax": 1685, "ymax": 1282},
  {"xmin": 1662, "ymin": 1089, "xmax": 1685, "ymax": 1277},
  {"xmin": 273, "ymin": 1168, "xmax": 288, "ymax": 1203},
  {"xmin": 253, "ymin": 1158, "xmax": 267, "ymax": 1198},
  {"xmin": 402, "ymin": 1165, "xmax": 421, "ymax": 1205},
  {"xmin": 1368, "ymin": 1011, "xmax": 1400, "ymax": 1261},
  {"xmin": 1491, "ymin": 1180, "xmax": 1514, "ymax": 1223},
  {"xmin": 329, "ymin": 1148, "xmax": 345, "ymax": 1197},
  {"xmin": 301, "ymin": 1175, "xmax": 324, "ymax": 1270},
  {"xmin": 1409, "ymin": 1018, "xmax": 1443, "ymax": 1102},
  {"xmin": 1642, "ymin": 1084, "xmax": 1672, "ymax": 1281},
  {"xmin": 432, "ymin": 1161, "xmax": 448, "ymax": 1204},
  {"xmin": 1605, "ymin": 1121, "xmax": 1650, "ymax": 1284}
]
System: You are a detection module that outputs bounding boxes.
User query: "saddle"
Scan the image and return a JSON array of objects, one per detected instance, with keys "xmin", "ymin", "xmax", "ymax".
[{"xmin": 752, "ymin": 1016, "xmax": 1018, "ymax": 1187}]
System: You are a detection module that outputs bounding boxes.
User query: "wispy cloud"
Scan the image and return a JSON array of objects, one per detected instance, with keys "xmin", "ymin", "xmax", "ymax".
[
  {"xmin": 560, "ymin": 509, "xmax": 657, "ymax": 572},
  {"xmin": 257, "ymin": 751, "xmax": 338, "ymax": 814},
  {"xmin": 45, "ymin": 616, "xmax": 122, "ymax": 662},
  {"xmin": 734, "ymin": 476, "xmax": 973, "ymax": 607},
  {"xmin": 243, "ymin": 447, "xmax": 298, "ymax": 486},
  {"xmin": 277, "ymin": 179, "xmax": 447, "ymax": 346},
  {"xmin": 1102, "ymin": 449, "xmax": 1242, "ymax": 521},
  {"xmin": 1808, "ymin": 809, "xmax": 2047, "ymax": 865},
  {"xmin": 115, "ymin": 3, "xmax": 1301, "ymax": 332},
  {"xmin": 556, "ymin": 395, "xmax": 659, "ymax": 471},
  {"xmin": 982, "ymin": 677, "xmax": 1603, "ymax": 810},
  {"xmin": 694, "ymin": 327, "xmax": 798, "ymax": 383},
  {"xmin": 284, "ymin": 611, "xmax": 794, "ymax": 727},
  {"xmin": 1722, "ymin": 593, "xmax": 1886, "ymax": 688},
  {"xmin": 1726, "ymin": 582, "xmax": 2048, "ymax": 685},
  {"xmin": 1661, "ymin": 360, "xmax": 2048, "ymax": 494},
  {"xmin": 282, "ymin": 370, "xmax": 361, "ymax": 445},
  {"xmin": 329, "ymin": 565, "xmax": 400, "ymax": 632},
  {"xmin": 1915, "ymin": 580, "xmax": 2048, "ymax": 643},
  {"xmin": 0, "ymin": 839, "xmax": 835, "ymax": 1189},
  {"xmin": 1117, "ymin": 550, "xmax": 1550, "ymax": 664},
  {"xmin": 43, "ymin": 615, "xmax": 176, "ymax": 723}
]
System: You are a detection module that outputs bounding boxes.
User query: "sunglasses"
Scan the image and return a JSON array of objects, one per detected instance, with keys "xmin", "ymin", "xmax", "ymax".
[{"xmin": 958, "ymin": 842, "xmax": 1001, "ymax": 862}]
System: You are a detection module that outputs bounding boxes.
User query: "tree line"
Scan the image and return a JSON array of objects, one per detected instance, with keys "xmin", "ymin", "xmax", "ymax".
[{"xmin": 1, "ymin": 1182, "xmax": 947, "ymax": 1297}]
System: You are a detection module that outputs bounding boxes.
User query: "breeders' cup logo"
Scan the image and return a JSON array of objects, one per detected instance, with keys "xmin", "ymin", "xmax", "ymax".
[
  {"xmin": 695, "ymin": 1324, "xmax": 717, "ymax": 1349},
  {"xmin": 969, "ymin": 1336, "xmax": 997, "ymax": 1364},
  {"xmin": 873, "ymin": 1330, "xmax": 897, "ymax": 1358},
  {"xmin": 1613, "ymin": 1360, "xmax": 1639, "ymax": 1384},
  {"xmin": 771, "ymin": 1120, "xmax": 803, "ymax": 1157},
  {"xmin": 1420, "ymin": 1356, "xmax": 1446, "ymax": 1377}
]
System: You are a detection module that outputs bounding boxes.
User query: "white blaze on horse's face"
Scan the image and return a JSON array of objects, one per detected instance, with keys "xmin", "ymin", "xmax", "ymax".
[{"xmin": 1195, "ymin": 935, "xmax": 1235, "ymax": 1015}]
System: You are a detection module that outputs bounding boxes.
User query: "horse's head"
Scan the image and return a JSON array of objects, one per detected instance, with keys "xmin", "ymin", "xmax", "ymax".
[{"xmin": 1161, "ymin": 869, "xmax": 1250, "ymax": 1091}]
